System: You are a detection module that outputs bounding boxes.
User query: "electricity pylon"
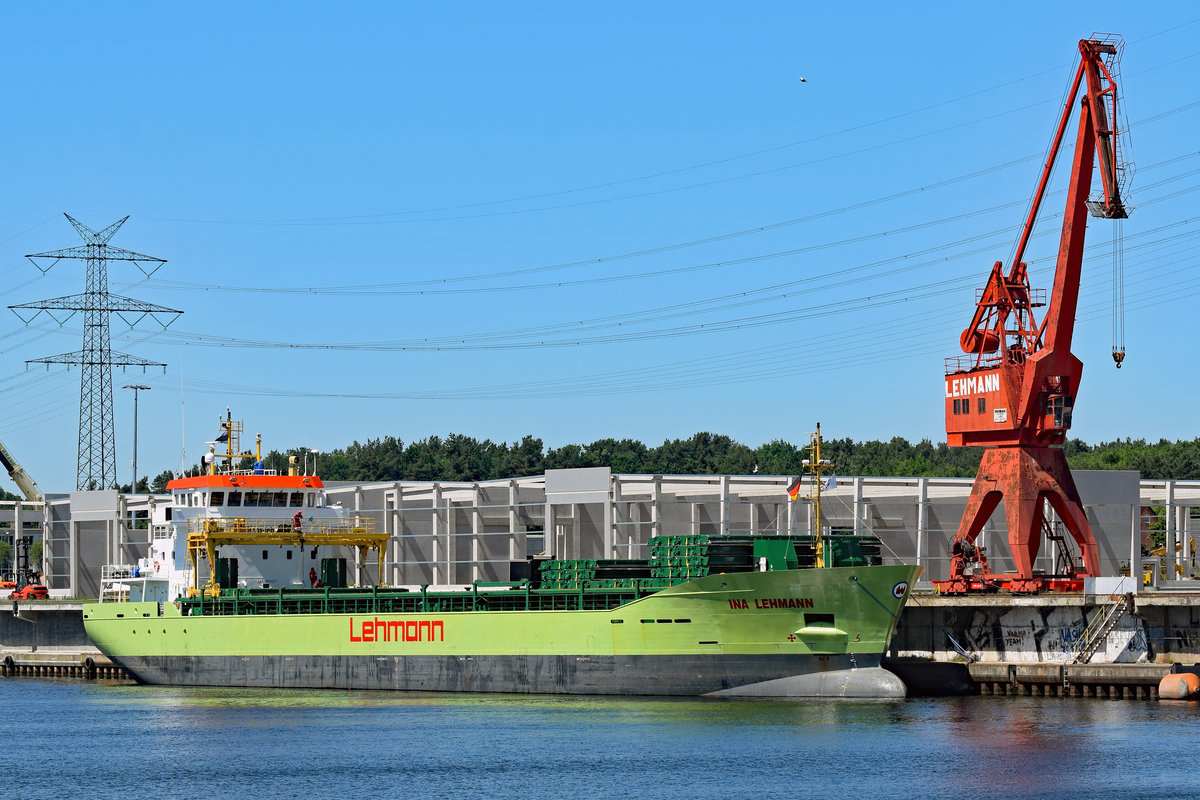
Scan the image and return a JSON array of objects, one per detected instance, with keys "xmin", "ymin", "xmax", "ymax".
[{"xmin": 9, "ymin": 214, "xmax": 183, "ymax": 490}]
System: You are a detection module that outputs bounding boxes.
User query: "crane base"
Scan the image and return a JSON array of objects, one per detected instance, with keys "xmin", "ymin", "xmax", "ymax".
[{"xmin": 934, "ymin": 575, "xmax": 1084, "ymax": 595}]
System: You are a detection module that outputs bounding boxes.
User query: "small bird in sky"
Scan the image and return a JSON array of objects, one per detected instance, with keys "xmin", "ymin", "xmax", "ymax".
[{"xmin": 798, "ymin": 76, "xmax": 807, "ymax": 82}]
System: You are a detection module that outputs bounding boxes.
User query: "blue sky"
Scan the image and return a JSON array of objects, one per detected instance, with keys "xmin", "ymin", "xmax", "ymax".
[{"xmin": 1, "ymin": 3, "xmax": 1198, "ymax": 492}]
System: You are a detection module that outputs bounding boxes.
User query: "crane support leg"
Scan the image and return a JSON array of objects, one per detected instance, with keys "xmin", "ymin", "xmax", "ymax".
[{"xmin": 947, "ymin": 447, "xmax": 1100, "ymax": 592}]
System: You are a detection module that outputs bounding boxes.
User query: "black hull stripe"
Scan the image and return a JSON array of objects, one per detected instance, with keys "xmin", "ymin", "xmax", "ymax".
[{"xmin": 113, "ymin": 653, "xmax": 894, "ymax": 696}]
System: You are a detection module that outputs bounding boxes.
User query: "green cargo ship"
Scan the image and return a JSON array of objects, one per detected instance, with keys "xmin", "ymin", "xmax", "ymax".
[{"xmin": 83, "ymin": 417, "xmax": 921, "ymax": 697}]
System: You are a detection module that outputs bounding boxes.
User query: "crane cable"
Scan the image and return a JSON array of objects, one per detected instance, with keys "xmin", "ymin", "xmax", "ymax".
[{"xmin": 1113, "ymin": 220, "xmax": 1126, "ymax": 368}]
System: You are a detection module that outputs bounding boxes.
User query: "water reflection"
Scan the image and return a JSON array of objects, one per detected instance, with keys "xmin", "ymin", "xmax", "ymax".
[{"xmin": 88, "ymin": 683, "xmax": 915, "ymax": 726}]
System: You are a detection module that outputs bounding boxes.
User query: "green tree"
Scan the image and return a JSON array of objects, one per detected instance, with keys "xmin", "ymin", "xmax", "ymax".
[
  {"xmin": 401, "ymin": 436, "xmax": 449, "ymax": 481},
  {"xmin": 545, "ymin": 443, "xmax": 586, "ymax": 470},
  {"xmin": 154, "ymin": 430, "xmax": 1200, "ymax": 485},
  {"xmin": 753, "ymin": 439, "xmax": 804, "ymax": 476},
  {"xmin": 441, "ymin": 434, "xmax": 497, "ymax": 481},
  {"xmin": 497, "ymin": 436, "xmax": 544, "ymax": 479},
  {"xmin": 586, "ymin": 438, "xmax": 649, "ymax": 474},
  {"xmin": 151, "ymin": 470, "xmax": 176, "ymax": 492}
]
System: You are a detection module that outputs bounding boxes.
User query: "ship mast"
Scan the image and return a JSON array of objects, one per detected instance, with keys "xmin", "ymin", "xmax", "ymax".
[{"xmin": 802, "ymin": 423, "xmax": 835, "ymax": 568}]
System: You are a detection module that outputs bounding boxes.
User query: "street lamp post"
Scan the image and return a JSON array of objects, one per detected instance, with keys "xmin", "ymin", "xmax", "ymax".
[{"xmin": 123, "ymin": 384, "xmax": 151, "ymax": 492}]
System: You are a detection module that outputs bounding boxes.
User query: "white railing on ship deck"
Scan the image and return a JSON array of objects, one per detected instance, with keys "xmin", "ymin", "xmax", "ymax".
[{"xmin": 102, "ymin": 565, "xmax": 136, "ymax": 581}]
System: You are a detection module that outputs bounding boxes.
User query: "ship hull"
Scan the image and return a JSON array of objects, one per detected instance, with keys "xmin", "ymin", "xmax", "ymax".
[
  {"xmin": 84, "ymin": 564, "xmax": 921, "ymax": 698},
  {"xmin": 106, "ymin": 653, "xmax": 904, "ymax": 697}
]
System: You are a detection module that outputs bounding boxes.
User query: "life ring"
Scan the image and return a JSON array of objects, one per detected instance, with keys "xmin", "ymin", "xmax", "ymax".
[{"xmin": 154, "ymin": 560, "xmax": 161, "ymax": 571}]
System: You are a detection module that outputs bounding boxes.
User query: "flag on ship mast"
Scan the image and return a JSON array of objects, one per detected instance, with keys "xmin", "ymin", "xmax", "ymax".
[
  {"xmin": 824, "ymin": 473, "xmax": 837, "ymax": 490},
  {"xmin": 786, "ymin": 476, "xmax": 802, "ymax": 500}
]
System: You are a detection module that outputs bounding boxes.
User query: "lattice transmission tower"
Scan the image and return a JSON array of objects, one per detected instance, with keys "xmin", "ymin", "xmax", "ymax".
[{"xmin": 9, "ymin": 214, "xmax": 183, "ymax": 490}]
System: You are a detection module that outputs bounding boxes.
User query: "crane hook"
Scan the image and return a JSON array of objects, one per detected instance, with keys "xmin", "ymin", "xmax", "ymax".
[{"xmin": 1112, "ymin": 348, "xmax": 1125, "ymax": 369}]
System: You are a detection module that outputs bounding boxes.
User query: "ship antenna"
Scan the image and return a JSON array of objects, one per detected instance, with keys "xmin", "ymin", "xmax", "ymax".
[{"xmin": 179, "ymin": 361, "xmax": 186, "ymax": 475}]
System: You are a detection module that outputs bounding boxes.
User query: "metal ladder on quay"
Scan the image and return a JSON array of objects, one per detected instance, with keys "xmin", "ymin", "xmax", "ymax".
[{"xmin": 1069, "ymin": 593, "xmax": 1131, "ymax": 665}]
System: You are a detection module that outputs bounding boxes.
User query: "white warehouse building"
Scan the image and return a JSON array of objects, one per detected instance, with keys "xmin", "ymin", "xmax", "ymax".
[{"xmin": 5, "ymin": 468, "xmax": 1199, "ymax": 599}]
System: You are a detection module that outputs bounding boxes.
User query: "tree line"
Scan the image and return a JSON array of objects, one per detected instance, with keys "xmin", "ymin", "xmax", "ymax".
[{"xmin": 135, "ymin": 433, "xmax": 1200, "ymax": 491}]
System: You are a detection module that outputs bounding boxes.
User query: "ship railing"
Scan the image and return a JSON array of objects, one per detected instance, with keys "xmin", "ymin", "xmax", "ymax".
[
  {"xmin": 219, "ymin": 467, "xmax": 281, "ymax": 477},
  {"xmin": 185, "ymin": 516, "xmax": 385, "ymax": 551},
  {"xmin": 177, "ymin": 579, "xmax": 667, "ymax": 617},
  {"xmin": 102, "ymin": 564, "xmax": 137, "ymax": 580},
  {"xmin": 186, "ymin": 516, "xmax": 377, "ymax": 535}
]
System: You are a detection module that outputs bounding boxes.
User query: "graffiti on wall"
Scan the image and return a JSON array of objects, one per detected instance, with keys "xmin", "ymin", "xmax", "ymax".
[{"xmin": 931, "ymin": 605, "xmax": 1151, "ymax": 664}]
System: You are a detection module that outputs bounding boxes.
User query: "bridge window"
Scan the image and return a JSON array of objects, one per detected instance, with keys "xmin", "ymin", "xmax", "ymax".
[
  {"xmin": 228, "ymin": 491, "xmax": 242, "ymax": 507},
  {"xmin": 209, "ymin": 491, "xmax": 224, "ymax": 507},
  {"xmin": 289, "ymin": 492, "xmax": 304, "ymax": 507},
  {"xmin": 244, "ymin": 491, "xmax": 260, "ymax": 506}
]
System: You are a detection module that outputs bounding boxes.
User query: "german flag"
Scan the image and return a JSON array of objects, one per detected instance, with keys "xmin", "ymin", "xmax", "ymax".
[{"xmin": 786, "ymin": 476, "xmax": 802, "ymax": 500}]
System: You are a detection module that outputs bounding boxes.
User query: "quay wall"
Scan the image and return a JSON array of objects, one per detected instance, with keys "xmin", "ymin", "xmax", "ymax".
[
  {"xmin": 1, "ymin": 601, "xmax": 93, "ymax": 649},
  {"xmin": 0, "ymin": 601, "xmax": 125, "ymax": 680},
  {"xmin": 893, "ymin": 592, "xmax": 1200, "ymax": 665}
]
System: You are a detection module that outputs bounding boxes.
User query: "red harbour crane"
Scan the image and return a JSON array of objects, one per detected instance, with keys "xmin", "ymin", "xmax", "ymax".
[{"xmin": 937, "ymin": 37, "xmax": 1130, "ymax": 594}]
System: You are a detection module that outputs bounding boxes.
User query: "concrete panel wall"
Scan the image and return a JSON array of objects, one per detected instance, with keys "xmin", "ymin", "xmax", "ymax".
[
  {"xmin": 573, "ymin": 504, "xmax": 606, "ymax": 560},
  {"xmin": 72, "ymin": 521, "xmax": 109, "ymax": 599}
]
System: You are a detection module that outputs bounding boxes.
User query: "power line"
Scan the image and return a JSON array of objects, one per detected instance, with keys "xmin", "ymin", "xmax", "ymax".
[
  {"xmin": 155, "ymin": 254, "xmax": 1200, "ymax": 404},
  {"xmin": 10, "ymin": 235, "xmax": 1192, "ymax": 421},
  {"xmin": 116, "ymin": 202, "xmax": 1200, "ymax": 353},
  {"xmin": 135, "ymin": 102, "xmax": 1199, "ymax": 298}
]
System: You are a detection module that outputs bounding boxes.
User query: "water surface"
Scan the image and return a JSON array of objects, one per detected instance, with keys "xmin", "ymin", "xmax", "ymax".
[{"xmin": 7, "ymin": 679, "xmax": 1197, "ymax": 799}]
